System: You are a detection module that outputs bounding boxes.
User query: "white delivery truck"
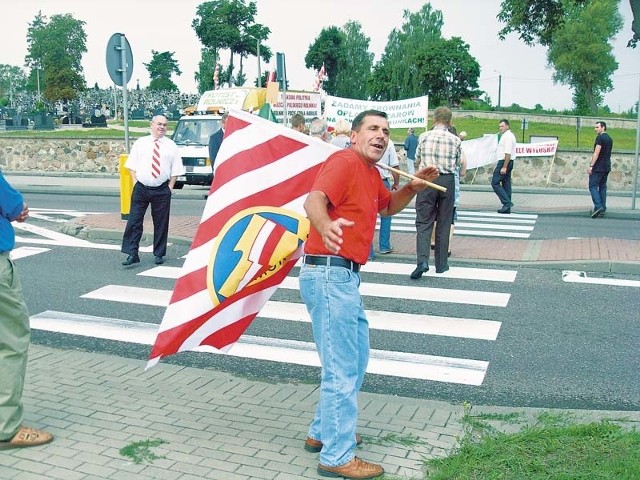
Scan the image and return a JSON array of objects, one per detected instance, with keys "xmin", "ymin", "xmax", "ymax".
[{"xmin": 172, "ymin": 88, "xmax": 267, "ymax": 189}]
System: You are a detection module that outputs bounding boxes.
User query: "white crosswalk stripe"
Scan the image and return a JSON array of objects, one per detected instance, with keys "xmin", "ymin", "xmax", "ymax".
[
  {"xmin": 30, "ymin": 259, "xmax": 517, "ymax": 387},
  {"xmin": 13, "ymin": 220, "xmax": 158, "ymax": 252},
  {"xmin": 562, "ymin": 270, "xmax": 640, "ymax": 288},
  {"xmin": 9, "ymin": 246, "xmax": 50, "ymax": 260},
  {"xmin": 378, "ymin": 208, "xmax": 538, "ymax": 239},
  {"xmin": 30, "ymin": 310, "xmax": 490, "ymax": 385},
  {"xmin": 27, "ymin": 207, "xmax": 103, "ymax": 223}
]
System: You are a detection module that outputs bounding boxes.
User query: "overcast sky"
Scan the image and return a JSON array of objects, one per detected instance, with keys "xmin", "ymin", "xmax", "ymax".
[{"xmin": 3, "ymin": 0, "xmax": 638, "ymax": 112}]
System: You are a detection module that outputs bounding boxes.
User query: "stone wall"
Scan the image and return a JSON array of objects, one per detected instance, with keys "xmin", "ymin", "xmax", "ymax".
[
  {"xmin": 0, "ymin": 137, "xmax": 636, "ymax": 190},
  {"xmin": 452, "ymin": 110, "xmax": 637, "ymax": 130},
  {"xmin": 0, "ymin": 138, "xmax": 126, "ymax": 174}
]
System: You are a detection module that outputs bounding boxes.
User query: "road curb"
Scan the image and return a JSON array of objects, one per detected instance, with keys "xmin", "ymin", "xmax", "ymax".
[{"xmin": 69, "ymin": 224, "xmax": 640, "ymax": 274}]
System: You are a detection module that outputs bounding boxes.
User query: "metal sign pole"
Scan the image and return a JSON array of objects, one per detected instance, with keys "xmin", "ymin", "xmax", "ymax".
[
  {"xmin": 632, "ymin": 77, "xmax": 640, "ymax": 210},
  {"xmin": 119, "ymin": 34, "xmax": 130, "ymax": 153}
]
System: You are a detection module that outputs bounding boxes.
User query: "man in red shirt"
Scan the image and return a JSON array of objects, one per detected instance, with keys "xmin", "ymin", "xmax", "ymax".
[{"xmin": 299, "ymin": 109, "xmax": 438, "ymax": 479}]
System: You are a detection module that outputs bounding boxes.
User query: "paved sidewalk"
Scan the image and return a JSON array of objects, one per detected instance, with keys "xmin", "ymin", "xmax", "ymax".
[{"xmin": 4, "ymin": 345, "xmax": 639, "ymax": 480}]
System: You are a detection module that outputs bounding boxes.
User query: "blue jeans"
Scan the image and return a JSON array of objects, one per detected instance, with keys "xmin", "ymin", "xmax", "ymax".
[
  {"xmin": 377, "ymin": 179, "xmax": 392, "ymax": 252},
  {"xmin": 588, "ymin": 171, "xmax": 609, "ymax": 211},
  {"xmin": 491, "ymin": 160, "xmax": 513, "ymax": 207},
  {"xmin": 299, "ymin": 262, "xmax": 369, "ymax": 467}
]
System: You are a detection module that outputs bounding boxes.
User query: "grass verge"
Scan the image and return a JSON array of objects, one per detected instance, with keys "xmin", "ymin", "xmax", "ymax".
[{"xmin": 423, "ymin": 405, "xmax": 640, "ymax": 480}]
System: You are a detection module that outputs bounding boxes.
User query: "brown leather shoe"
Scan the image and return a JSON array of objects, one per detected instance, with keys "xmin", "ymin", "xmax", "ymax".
[
  {"xmin": 318, "ymin": 457, "xmax": 384, "ymax": 479},
  {"xmin": 304, "ymin": 433, "xmax": 362, "ymax": 453},
  {"xmin": 0, "ymin": 426, "xmax": 54, "ymax": 450}
]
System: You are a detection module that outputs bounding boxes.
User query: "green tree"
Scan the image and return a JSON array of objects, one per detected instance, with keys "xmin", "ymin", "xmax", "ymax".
[
  {"xmin": 144, "ymin": 50, "xmax": 182, "ymax": 92},
  {"xmin": 333, "ymin": 21, "xmax": 373, "ymax": 99},
  {"xmin": 196, "ymin": 47, "xmax": 217, "ymax": 93},
  {"xmin": 546, "ymin": 0, "xmax": 623, "ymax": 114},
  {"xmin": 369, "ymin": 4, "xmax": 443, "ymax": 100},
  {"xmin": 305, "ymin": 26, "xmax": 345, "ymax": 95},
  {"xmin": 386, "ymin": 37, "xmax": 479, "ymax": 107},
  {"xmin": 498, "ymin": 0, "xmax": 637, "ymax": 48},
  {"xmin": 0, "ymin": 65, "xmax": 28, "ymax": 103},
  {"xmin": 25, "ymin": 12, "xmax": 87, "ymax": 102},
  {"xmin": 192, "ymin": 0, "xmax": 271, "ymax": 88}
]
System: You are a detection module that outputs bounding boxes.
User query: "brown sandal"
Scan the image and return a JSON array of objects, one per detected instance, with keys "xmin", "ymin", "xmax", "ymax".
[{"xmin": 0, "ymin": 426, "xmax": 54, "ymax": 450}]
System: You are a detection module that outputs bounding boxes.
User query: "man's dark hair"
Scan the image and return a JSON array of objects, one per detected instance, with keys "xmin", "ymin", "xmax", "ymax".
[
  {"xmin": 352, "ymin": 110, "xmax": 387, "ymax": 131},
  {"xmin": 596, "ymin": 121, "xmax": 607, "ymax": 130},
  {"xmin": 500, "ymin": 118, "xmax": 510, "ymax": 127}
]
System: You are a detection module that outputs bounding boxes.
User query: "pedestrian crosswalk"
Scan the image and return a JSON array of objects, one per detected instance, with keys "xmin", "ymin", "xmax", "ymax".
[
  {"xmin": 30, "ymin": 258, "xmax": 516, "ymax": 387},
  {"xmin": 378, "ymin": 207, "xmax": 538, "ymax": 239}
]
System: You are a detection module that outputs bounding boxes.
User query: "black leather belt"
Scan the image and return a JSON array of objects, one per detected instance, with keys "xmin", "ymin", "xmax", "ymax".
[
  {"xmin": 303, "ymin": 255, "xmax": 361, "ymax": 273},
  {"xmin": 141, "ymin": 181, "xmax": 169, "ymax": 190}
]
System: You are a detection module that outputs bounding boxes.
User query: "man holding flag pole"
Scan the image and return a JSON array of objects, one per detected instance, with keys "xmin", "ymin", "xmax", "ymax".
[
  {"xmin": 146, "ymin": 107, "xmax": 439, "ymax": 479},
  {"xmin": 300, "ymin": 109, "xmax": 438, "ymax": 479}
]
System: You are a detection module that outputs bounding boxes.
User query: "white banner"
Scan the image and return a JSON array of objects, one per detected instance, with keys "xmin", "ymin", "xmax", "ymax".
[
  {"xmin": 272, "ymin": 91, "xmax": 322, "ymax": 124},
  {"xmin": 515, "ymin": 140, "xmax": 558, "ymax": 157},
  {"xmin": 324, "ymin": 95, "xmax": 429, "ymax": 129},
  {"xmin": 462, "ymin": 135, "xmax": 498, "ymax": 170},
  {"xmin": 462, "ymin": 137, "xmax": 559, "ymax": 170}
]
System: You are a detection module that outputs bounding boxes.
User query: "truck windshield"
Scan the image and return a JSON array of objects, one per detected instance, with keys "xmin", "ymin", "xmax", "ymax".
[{"xmin": 172, "ymin": 118, "xmax": 221, "ymax": 145}]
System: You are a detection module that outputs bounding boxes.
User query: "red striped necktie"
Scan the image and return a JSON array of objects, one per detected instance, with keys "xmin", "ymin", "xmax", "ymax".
[{"xmin": 151, "ymin": 139, "xmax": 161, "ymax": 178}]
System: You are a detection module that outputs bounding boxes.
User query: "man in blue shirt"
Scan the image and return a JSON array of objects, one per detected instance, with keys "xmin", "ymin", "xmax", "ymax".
[
  {"xmin": 0, "ymin": 172, "xmax": 54, "ymax": 450},
  {"xmin": 404, "ymin": 127, "xmax": 418, "ymax": 175}
]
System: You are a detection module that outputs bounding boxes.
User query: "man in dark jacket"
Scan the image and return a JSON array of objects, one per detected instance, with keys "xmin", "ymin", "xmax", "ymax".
[
  {"xmin": 588, "ymin": 121, "xmax": 613, "ymax": 218},
  {"xmin": 208, "ymin": 111, "xmax": 228, "ymax": 172}
]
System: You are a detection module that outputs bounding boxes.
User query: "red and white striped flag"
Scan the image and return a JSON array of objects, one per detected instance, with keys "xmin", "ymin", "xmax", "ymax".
[
  {"xmin": 313, "ymin": 62, "xmax": 326, "ymax": 91},
  {"xmin": 147, "ymin": 109, "xmax": 338, "ymax": 369}
]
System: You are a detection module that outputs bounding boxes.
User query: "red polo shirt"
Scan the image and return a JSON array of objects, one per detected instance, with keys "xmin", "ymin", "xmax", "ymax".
[{"xmin": 304, "ymin": 148, "xmax": 391, "ymax": 265}]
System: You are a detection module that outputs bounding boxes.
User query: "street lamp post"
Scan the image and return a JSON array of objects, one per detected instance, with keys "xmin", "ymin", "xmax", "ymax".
[
  {"xmin": 256, "ymin": 39, "xmax": 262, "ymax": 87},
  {"xmin": 494, "ymin": 70, "xmax": 502, "ymax": 110}
]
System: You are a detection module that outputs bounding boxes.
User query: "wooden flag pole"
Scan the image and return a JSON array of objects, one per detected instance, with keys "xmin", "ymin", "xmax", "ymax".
[{"xmin": 379, "ymin": 164, "xmax": 446, "ymax": 192}]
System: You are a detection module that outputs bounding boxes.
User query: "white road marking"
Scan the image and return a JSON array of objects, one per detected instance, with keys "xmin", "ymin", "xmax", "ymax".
[
  {"xmin": 9, "ymin": 247, "xmax": 50, "ymax": 260},
  {"xmin": 139, "ymin": 262, "xmax": 518, "ymax": 283},
  {"xmin": 562, "ymin": 270, "xmax": 640, "ymax": 288},
  {"xmin": 135, "ymin": 268, "xmax": 511, "ymax": 306},
  {"xmin": 377, "ymin": 208, "xmax": 536, "ymax": 238},
  {"xmin": 80, "ymin": 285, "xmax": 502, "ymax": 340},
  {"xmin": 278, "ymin": 277, "xmax": 510, "ymax": 307},
  {"xmin": 387, "ymin": 214, "xmax": 536, "ymax": 225},
  {"xmin": 372, "ymin": 223, "xmax": 531, "ymax": 238},
  {"xmin": 30, "ymin": 310, "xmax": 490, "ymax": 385},
  {"xmin": 13, "ymin": 222, "xmax": 158, "ymax": 252}
]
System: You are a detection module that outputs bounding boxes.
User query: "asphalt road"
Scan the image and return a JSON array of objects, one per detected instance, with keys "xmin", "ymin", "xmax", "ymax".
[{"xmin": 15, "ymin": 194, "xmax": 640, "ymax": 411}]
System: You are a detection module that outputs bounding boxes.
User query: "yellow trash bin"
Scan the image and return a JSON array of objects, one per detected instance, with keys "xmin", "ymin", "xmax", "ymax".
[{"xmin": 119, "ymin": 154, "xmax": 133, "ymax": 220}]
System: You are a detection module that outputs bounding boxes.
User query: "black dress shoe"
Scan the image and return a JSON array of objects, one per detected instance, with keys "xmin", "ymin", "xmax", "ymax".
[
  {"xmin": 410, "ymin": 262, "xmax": 429, "ymax": 279},
  {"xmin": 436, "ymin": 265, "xmax": 449, "ymax": 274},
  {"xmin": 497, "ymin": 207, "xmax": 511, "ymax": 214},
  {"xmin": 154, "ymin": 256, "xmax": 164, "ymax": 265},
  {"xmin": 122, "ymin": 254, "xmax": 140, "ymax": 266}
]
